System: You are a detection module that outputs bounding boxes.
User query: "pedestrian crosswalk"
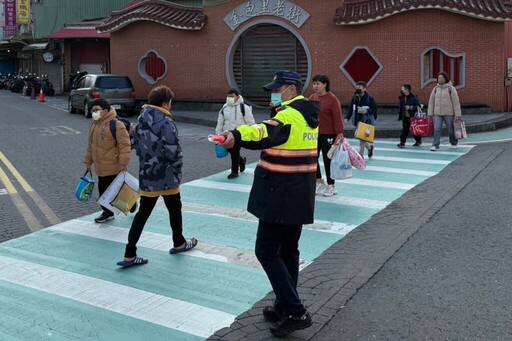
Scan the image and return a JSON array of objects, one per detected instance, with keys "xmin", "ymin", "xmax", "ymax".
[{"xmin": 0, "ymin": 140, "xmax": 473, "ymax": 340}]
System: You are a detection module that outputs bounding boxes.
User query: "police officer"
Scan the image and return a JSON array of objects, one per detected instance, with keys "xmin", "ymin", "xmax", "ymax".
[{"xmin": 219, "ymin": 70, "xmax": 320, "ymax": 337}]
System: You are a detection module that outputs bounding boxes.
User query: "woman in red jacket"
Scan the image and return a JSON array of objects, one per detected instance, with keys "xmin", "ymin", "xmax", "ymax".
[{"xmin": 309, "ymin": 74, "xmax": 344, "ymax": 197}]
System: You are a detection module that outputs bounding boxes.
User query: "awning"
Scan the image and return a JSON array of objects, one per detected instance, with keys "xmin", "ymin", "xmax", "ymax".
[
  {"xmin": 22, "ymin": 42, "xmax": 50, "ymax": 50},
  {"xmin": 46, "ymin": 27, "xmax": 110, "ymax": 39},
  {"xmin": 0, "ymin": 39, "xmax": 28, "ymax": 51}
]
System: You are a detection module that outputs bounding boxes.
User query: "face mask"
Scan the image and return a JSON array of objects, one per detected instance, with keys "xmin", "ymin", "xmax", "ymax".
[
  {"xmin": 354, "ymin": 89, "xmax": 362, "ymax": 95},
  {"xmin": 92, "ymin": 111, "xmax": 101, "ymax": 121},
  {"xmin": 226, "ymin": 97, "xmax": 235, "ymax": 105},
  {"xmin": 271, "ymin": 93, "xmax": 282, "ymax": 106},
  {"xmin": 271, "ymin": 86, "xmax": 291, "ymax": 106}
]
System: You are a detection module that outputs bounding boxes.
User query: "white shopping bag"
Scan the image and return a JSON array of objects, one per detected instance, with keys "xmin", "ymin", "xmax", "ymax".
[
  {"xmin": 330, "ymin": 144, "xmax": 353, "ymax": 180},
  {"xmin": 97, "ymin": 171, "xmax": 139, "ymax": 215}
]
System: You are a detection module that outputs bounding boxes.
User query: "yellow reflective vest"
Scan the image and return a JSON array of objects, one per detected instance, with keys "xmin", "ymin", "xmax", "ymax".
[{"xmin": 233, "ymin": 95, "xmax": 321, "ymax": 224}]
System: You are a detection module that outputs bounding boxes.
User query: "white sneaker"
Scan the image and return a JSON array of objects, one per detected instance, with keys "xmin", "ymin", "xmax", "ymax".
[
  {"xmin": 323, "ymin": 184, "xmax": 337, "ymax": 197},
  {"xmin": 315, "ymin": 180, "xmax": 326, "ymax": 195},
  {"xmin": 450, "ymin": 145, "xmax": 457, "ymax": 149},
  {"xmin": 430, "ymin": 146, "xmax": 438, "ymax": 151}
]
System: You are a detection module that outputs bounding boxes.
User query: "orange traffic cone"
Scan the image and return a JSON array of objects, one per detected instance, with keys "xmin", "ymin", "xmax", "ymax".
[{"xmin": 38, "ymin": 89, "xmax": 45, "ymax": 102}]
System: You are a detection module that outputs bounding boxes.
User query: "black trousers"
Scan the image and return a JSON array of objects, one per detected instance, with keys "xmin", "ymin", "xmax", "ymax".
[
  {"xmin": 316, "ymin": 134, "xmax": 336, "ymax": 185},
  {"xmin": 227, "ymin": 144, "xmax": 242, "ymax": 174},
  {"xmin": 98, "ymin": 174, "xmax": 118, "ymax": 215},
  {"xmin": 255, "ymin": 220, "xmax": 305, "ymax": 316},
  {"xmin": 400, "ymin": 118, "xmax": 422, "ymax": 144},
  {"xmin": 124, "ymin": 193, "xmax": 186, "ymax": 258}
]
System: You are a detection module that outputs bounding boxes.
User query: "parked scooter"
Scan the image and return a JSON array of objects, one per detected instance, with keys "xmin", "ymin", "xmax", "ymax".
[
  {"xmin": 1, "ymin": 73, "xmax": 16, "ymax": 90},
  {"xmin": 10, "ymin": 74, "xmax": 26, "ymax": 93},
  {"xmin": 40, "ymin": 74, "xmax": 55, "ymax": 96}
]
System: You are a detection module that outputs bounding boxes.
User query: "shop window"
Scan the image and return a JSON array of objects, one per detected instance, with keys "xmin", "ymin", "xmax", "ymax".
[
  {"xmin": 340, "ymin": 47, "xmax": 382, "ymax": 86},
  {"xmin": 421, "ymin": 47, "xmax": 465, "ymax": 88}
]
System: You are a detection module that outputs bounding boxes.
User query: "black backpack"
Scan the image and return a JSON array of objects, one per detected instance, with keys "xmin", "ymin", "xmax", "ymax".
[{"xmin": 109, "ymin": 117, "xmax": 132, "ymax": 146}]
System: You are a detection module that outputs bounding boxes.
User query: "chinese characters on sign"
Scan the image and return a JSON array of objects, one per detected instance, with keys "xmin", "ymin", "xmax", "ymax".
[
  {"xmin": 17, "ymin": 0, "xmax": 31, "ymax": 25},
  {"xmin": 4, "ymin": 0, "xmax": 17, "ymax": 36},
  {"xmin": 223, "ymin": 0, "xmax": 310, "ymax": 31}
]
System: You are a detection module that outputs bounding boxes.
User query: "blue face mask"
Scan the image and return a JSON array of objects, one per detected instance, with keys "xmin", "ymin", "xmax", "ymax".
[
  {"xmin": 271, "ymin": 86, "xmax": 291, "ymax": 106},
  {"xmin": 271, "ymin": 93, "xmax": 282, "ymax": 106}
]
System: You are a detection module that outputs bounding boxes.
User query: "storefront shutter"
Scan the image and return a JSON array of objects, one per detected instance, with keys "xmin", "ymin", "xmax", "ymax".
[{"xmin": 234, "ymin": 24, "xmax": 307, "ymax": 106}]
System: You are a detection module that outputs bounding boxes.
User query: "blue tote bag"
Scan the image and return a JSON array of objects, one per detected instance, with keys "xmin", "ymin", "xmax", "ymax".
[{"xmin": 75, "ymin": 171, "xmax": 95, "ymax": 201}]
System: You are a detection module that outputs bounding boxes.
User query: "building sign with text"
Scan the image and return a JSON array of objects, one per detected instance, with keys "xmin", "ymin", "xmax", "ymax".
[
  {"xmin": 17, "ymin": 0, "xmax": 30, "ymax": 25},
  {"xmin": 4, "ymin": 0, "xmax": 17, "ymax": 36},
  {"xmin": 223, "ymin": 0, "xmax": 310, "ymax": 30}
]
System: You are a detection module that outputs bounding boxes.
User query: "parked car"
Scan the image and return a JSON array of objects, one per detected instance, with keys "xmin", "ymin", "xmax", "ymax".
[{"xmin": 68, "ymin": 74, "xmax": 136, "ymax": 118}]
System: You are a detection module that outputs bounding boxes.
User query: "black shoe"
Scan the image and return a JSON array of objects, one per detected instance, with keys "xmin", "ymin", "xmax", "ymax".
[
  {"xmin": 263, "ymin": 306, "xmax": 283, "ymax": 323},
  {"xmin": 227, "ymin": 172, "xmax": 239, "ymax": 179},
  {"xmin": 269, "ymin": 311, "xmax": 312, "ymax": 337},
  {"xmin": 129, "ymin": 202, "xmax": 138, "ymax": 214},
  {"xmin": 239, "ymin": 157, "xmax": 247, "ymax": 173},
  {"xmin": 368, "ymin": 145, "xmax": 374, "ymax": 158},
  {"xmin": 397, "ymin": 143, "xmax": 405, "ymax": 148},
  {"xmin": 413, "ymin": 141, "xmax": 423, "ymax": 147},
  {"xmin": 94, "ymin": 211, "xmax": 114, "ymax": 223}
]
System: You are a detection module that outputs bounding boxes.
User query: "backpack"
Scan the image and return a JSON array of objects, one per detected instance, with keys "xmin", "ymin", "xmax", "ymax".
[
  {"xmin": 222, "ymin": 103, "xmax": 246, "ymax": 117},
  {"xmin": 109, "ymin": 117, "xmax": 132, "ymax": 146}
]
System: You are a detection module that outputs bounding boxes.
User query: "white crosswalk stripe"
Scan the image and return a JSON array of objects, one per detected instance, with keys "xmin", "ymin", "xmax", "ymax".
[
  {"xmin": 364, "ymin": 166, "xmax": 437, "ymax": 176},
  {"xmin": 185, "ymin": 179, "xmax": 391, "ymax": 209},
  {"xmin": 50, "ymin": 219, "xmax": 262, "ymax": 269},
  {"xmin": 180, "ymin": 202, "xmax": 358, "ymax": 235}
]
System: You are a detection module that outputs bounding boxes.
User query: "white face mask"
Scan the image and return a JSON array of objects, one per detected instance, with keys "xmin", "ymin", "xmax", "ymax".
[
  {"xmin": 92, "ymin": 111, "xmax": 101, "ymax": 121},
  {"xmin": 226, "ymin": 97, "xmax": 235, "ymax": 105}
]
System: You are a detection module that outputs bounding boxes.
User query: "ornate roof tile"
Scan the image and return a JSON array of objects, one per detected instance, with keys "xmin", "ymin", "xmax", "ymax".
[
  {"xmin": 333, "ymin": 0, "xmax": 512, "ymax": 25},
  {"xmin": 97, "ymin": 0, "xmax": 206, "ymax": 33}
]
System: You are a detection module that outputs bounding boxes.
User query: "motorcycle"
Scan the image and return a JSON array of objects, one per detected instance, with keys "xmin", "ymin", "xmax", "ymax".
[
  {"xmin": 10, "ymin": 75, "xmax": 26, "ymax": 93},
  {"xmin": 41, "ymin": 74, "xmax": 55, "ymax": 96}
]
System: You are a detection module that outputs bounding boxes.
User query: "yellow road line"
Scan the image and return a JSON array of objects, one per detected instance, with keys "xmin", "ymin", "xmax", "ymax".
[
  {"xmin": 0, "ymin": 151, "xmax": 33, "ymax": 192},
  {"xmin": 0, "ymin": 164, "xmax": 41, "ymax": 231},
  {"xmin": 0, "ymin": 151, "xmax": 61, "ymax": 227},
  {"xmin": 27, "ymin": 192, "xmax": 61, "ymax": 225},
  {"xmin": 0, "ymin": 164, "xmax": 17, "ymax": 194}
]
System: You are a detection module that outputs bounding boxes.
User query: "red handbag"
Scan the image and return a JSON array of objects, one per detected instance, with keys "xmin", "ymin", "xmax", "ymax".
[{"xmin": 410, "ymin": 110, "xmax": 433, "ymax": 137}]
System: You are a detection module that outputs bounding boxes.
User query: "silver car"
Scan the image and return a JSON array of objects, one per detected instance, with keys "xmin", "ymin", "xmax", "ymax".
[{"xmin": 68, "ymin": 74, "xmax": 136, "ymax": 118}]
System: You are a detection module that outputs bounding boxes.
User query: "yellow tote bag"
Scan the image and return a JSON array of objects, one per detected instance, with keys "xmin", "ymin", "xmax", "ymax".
[{"xmin": 355, "ymin": 122, "xmax": 375, "ymax": 143}]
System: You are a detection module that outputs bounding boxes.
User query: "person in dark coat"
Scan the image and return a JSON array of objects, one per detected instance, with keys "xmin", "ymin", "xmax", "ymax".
[
  {"xmin": 344, "ymin": 81, "xmax": 378, "ymax": 159},
  {"xmin": 397, "ymin": 84, "xmax": 423, "ymax": 148}
]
